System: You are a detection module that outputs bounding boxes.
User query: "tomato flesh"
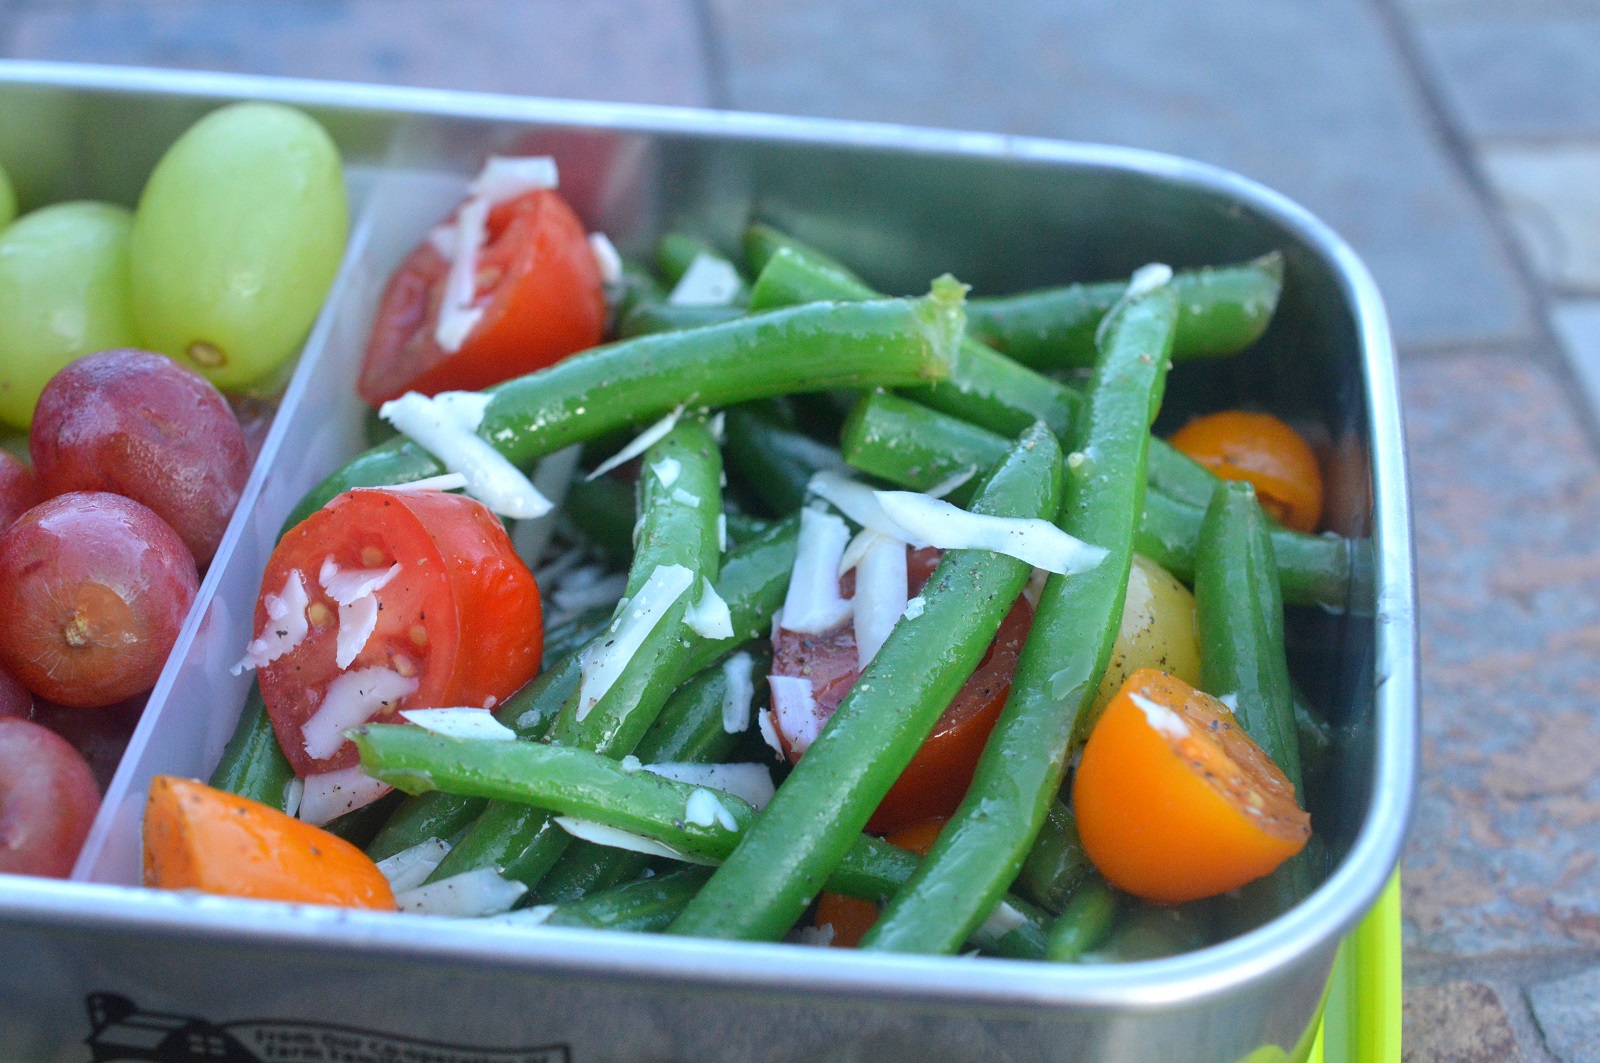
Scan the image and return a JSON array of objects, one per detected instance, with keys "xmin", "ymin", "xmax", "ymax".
[
  {"xmin": 358, "ymin": 188, "xmax": 605, "ymax": 406},
  {"xmin": 256, "ymin": 489, "xmax": 542, "ymax": 777},
  {"xmin": 770, "ymin": 547, "xmax": 1030, "ymax": 833}
]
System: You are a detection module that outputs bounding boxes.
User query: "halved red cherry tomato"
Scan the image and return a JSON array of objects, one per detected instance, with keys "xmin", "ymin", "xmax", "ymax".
[
  {"xmin": 814, "ymin": 818, "xmax": 947, "ymax": 948},
  {"xmin": 357, "ymin": 188, "xmax": 605, "ymax": 406},
  {"xmin": 771, "ymin": 547, "xmax": 1030, "ymax": 833},
  {"xmin": 256, "ymin": 489, "xmax": 542, "ymax": 777}
]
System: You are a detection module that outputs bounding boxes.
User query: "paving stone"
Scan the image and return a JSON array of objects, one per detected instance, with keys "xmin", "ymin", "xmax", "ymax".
[
  {"xmin": 1415, "ymin": 14, "xmax": 1600, "ymax": 140},
  {"xmin": 1, "ymin": 0, "xmax": 713, "ymax": 105},
  {"xmin": 1552, "ymin": 301, "xmax": 1600, "ymax": 419},
  {"xmin": 1402, "ymin": 981, "xmax": 1521, "ymax": 1062},
  {"xmin": 1529, "ymin": 966, "xmax": 1600, "ymax": 1063},
  {"xmin": 708, "ymin": 0, "xmax": 1535, "ymax": 351},
  {"xmin": 1402, "ymin": 353, "xmax": 1600, "ymax": 957},
  {"xmin": 1482, "ymin": 145, "xmax": 1600, "ymax": 293}
]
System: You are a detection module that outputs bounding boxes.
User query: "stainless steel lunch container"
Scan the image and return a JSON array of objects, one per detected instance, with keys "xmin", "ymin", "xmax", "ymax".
[{"xmin": 0, "ymin": 61, "xmax": 1415, "ymax": 1063}]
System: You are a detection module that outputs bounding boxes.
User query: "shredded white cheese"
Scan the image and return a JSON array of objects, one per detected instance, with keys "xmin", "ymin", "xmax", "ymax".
[
  {"xmin": 1023, "ymin": 566, "xmax": 1051, "ymax": 608},
  {"xmin": 667, "ymin": 253, "xmax": 741, "ymax": 307},
  {"xmin": 720, "ymin": 651, "xmax": 755, "ymax": 733},
  {"xmin": 645, "ymin": 762, "xmax": 774, "ymax": 810},
  {"xmin": 902, "ymin": 595, "xmax": 926, "ymax": 621},
  {"xmin": 651, "ymin": 457, "xmax": 682, "ymax": 487},
  {"xmin": 717, "ymin": 513, "xmax": 728, "ymax": 552},
  {"xmin": 395, "ymin": 867, "xmax": 528, "ymax": 917},
  {"xmin": 380, "ymin": 390, "xmax": 552, "ymax": 519},
  {"xmin": 300, "ymin": 666, "xmax": 419, "ymax": 761},
  {"xmin": 468, "ymin": 154, "xmax": 559, "ymax": 203},
  {"xmin": 232, "ymin": 569, "xmax": 311, "ymax": 674},
  {"xmin": 853, "ymin": 536, "xmax": 907, "ymax": 670},
  {"xmin": 757, "ymin": 707, "xmax": 786, "ymax": 759},
  {"xmin": 586, "ymin": 407, "xmax": 682, "ymax": 481},
  {"xmin": 375, "ymin": 837, "xmax": 453, "ymax": 892},
  {"xmin": 382, "ymin": 472, "xmax": 469, "ymax": 493},
  {"xmin": 684, "ymin": 578, "xmax": 734, "ymax": 640},
  {"xmin": 671, "ymin": 487, "xmax": 701, "ymax": 508},
  {"xmin": 399, "ymin": 707, "xmax": 517, "ymax": 741},
  {"xmin": 588, "ymin": 231, "xmax": 623, "ymax": 285},
  {"xmin": 434, "ymin": 196, "xmax": 491, "ymax": 352},
  {"xmin": 575, "ymin": 563, "xmax": 695, "ymax": 721},
  {"xmin": 807, "ymin": 470, "xmax": 911, "ymax": 543},
  {"xmin": 552, "ymin": 817, "xmax": 713, "ymax": 863},
  {"xmin": 795, "ymin": 924, "xmax": 835, "ymax": 947},
  {"xmin": 320, "ymin": 560, "xmax": 402, "ymax": 670},
  {"xmin": 779, "ymin": 507, "xmax": 854, "ymax": 634},
  {"xmin": 298, "ymin": 765, "xmax": 392, "ymax": 826},
  {"xmin": 281, "ymin": 777, "xmax": 304, "ymax": 820},
  {"xmin": 1129, "ymin": 691, "xmax": 1191, "ymax": 739},
  {"xmin": 976, "ymin": 900, "xmax": 1029, "ymax": 941},
  {"xmin": 1217, "ymin": 692, "xmax": 1240, "ymax": 713},
  {"xmin": 1095, "ymin": 262, "xmax": 1174, "ymax": 347},
  {"xmin": 683, "ymin": 788, "xmax": 740, "ymax": 832},
  {"xmin": 769, "ymin": 675, "xmax": 821, "ymax": 756},
  {"xmin": 874, "ymin": 490, "xmax": 1107, "ymax": 575},
  {"xmin": 837, "ymin": 526, "xmax": 882, "ymax": 577}
]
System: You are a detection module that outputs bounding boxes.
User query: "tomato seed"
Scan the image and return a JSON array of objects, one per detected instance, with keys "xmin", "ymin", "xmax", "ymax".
[{"xmin": 409, "ymin": 625, "xmax": 428, "ymax": 647}]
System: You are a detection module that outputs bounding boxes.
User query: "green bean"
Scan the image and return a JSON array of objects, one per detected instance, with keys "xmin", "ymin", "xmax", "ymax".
[
  {"xmin": 365, "ymin": 649, "xmax": 582, "ymax": 861},
  {"xmin": 966, "ymin": 253, "xmax": 1284, "ymax": 370},
  {"xmin": 1136, "ymin": 489, "xmax": 1351, "ymax": 610},
  {"xmin": 669, "ymin": 424, "xmax": 1063, "ymax": 942},
  {"xmin": 209, "ymin": 681, "xmax": 295, "ymax": 808},
  {"xmin": 1195, "ymin": 481, "xmax": 1301, "ymax": 791},
  {"xmin": 535, "ymin": 653, "xmax": 763, "ymax": 904},
  {"xmin": 723, "ymin": 404, "xmax": 843, "ymax": 517},
  {"xmin": 561, "ymin": 476, "xmax": 636, "ymax": 567},
  {"xmin": 862, "ymin": 277, "xmax": 1178, "ymax": 956},
  {"xmin": 1195, "ymin": 479, "xmax": 1311, "ymax": 922},
  {"xmin": 283, "ymin": 292, "xmax": 965, "ymax": 531},
  {"xmin": 1015, "ymin": 798, "xmax": 1089, "ymax": 915},
  {"xmin": 723, "ymin": 509, "xmax": 773, "ymax": 547},
  {"xmin": 538, "ymin": 867, "xmax": 713, "ymax": 933},
  {"xmin": 1045, "ymin": 874, "xmax": 1122, "ymax": 962},
  {"xmin": 656, "ymin": 233, "xmax": 747, "ymax": 300},
  {"xmin": 352, "ymin": 726, "xmax": 1047, "ymax": 951},
  {"xmin": 841, "ymin": 391, "xmax": 1351, "ymax": 610},
  {"xmin": 1081, "ymin": 904, "xmax": 1209, "ymax": 963},
  {"xmin": 319, "ymin": 790, "xmax": 405, "ymax": 849},
  {"xmin": 745, "ymin": 232, "xmax": 1212, "ymax": 512},
  {"xmin": 679, "ymin": 516, "xmax": 796, "ymax": 677},
  {"xmin": 538, "ymin": 607, "xmax": 616, "ymax": 669},
  {"xmin": 430, "ymin": 418, "xmax": 724, "ymax": 887},
  {"xmin": 618, "ymin": 302, "xmax": 745, "ymax": 339}
]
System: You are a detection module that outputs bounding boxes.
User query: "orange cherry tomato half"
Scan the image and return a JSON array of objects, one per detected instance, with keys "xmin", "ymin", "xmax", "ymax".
[
  {"xmin": 1168, "ymin": 411, "xmax": 1324, "ymax": 532},
  {"xmin": 1073, "ymin": 669, "xmax": 1310, "ymax": 905},
  {"xmin": 357, "ymin": 188, "xmax": 605, "ymax": 406},
  {"xmin": 813, "ymin": 818, "xmax": 948, "ymax": 948},
  {"xmin": 143, "ymin": 776, "xmax": 395, "ymax": 910},
  {"xmin": 770, "ymin": 548, "xmax": 1028, "ymax": 833},
  {"xmin": 256, "ymin": 488, "xmax": 542, "ymax": 777}
]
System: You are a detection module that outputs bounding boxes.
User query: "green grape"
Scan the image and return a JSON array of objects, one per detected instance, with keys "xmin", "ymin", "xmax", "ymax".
[
  {"xmin": 0, "ymin": 162, "xmax": 16, "ymax": 231},
  {"xmin": 130, "ymin": 102, "xmax": 348, "ymax": 393},
  {"xmin": 0, "ymin": 201, "xmax": 139, "ymax": 430}
]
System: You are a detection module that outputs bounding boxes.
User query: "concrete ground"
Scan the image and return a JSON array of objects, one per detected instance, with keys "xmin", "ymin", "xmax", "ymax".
[{"xmin": 3, "ymin": 0, "xmax": 1596, "ymax": 1058}]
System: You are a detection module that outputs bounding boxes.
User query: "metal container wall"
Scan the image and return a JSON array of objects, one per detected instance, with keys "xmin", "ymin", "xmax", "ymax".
[{"xmin": 0, "ymin": 62, "xmax": 1416, "ymax": 1063}]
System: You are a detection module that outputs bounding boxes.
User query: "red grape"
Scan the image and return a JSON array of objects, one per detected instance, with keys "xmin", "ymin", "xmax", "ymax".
[
  {"xmin": 28, "ymin": 694, "xmax": 145, "ymax": 792},
  {"xmin": 0, "ymin": 665, "xmax": 31, "ymax": 719},
  {"xmin": 0, "ymin": 716, "xmax": 101, "ymax": 878},
  {"xmin": 0, "ymin": 450, "xmax": 41, "ymax": 532},
  {"xmin": 0, "ymin": 492, "xmax": 197, "ymax": 707},
  {"xmin": 30, "ymin": 348, "xmax": 248, "ymax": 565}
]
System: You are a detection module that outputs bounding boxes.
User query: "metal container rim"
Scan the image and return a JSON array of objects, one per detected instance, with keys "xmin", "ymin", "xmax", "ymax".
[{"xmin": 0, "ymin": 59, "xmax": 1418, "ymax": 1013}]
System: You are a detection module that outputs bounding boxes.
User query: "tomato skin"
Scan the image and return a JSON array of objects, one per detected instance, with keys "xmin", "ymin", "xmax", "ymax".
[
  {"xmin": 1073, "ymin": 669, "xmax": 1310, "ymax": 904},
  {"xmin": 0, "ymin": 716, "xmax": 101, "ymax": 878},
  {"xmin": 1168, "ymin": 410, "xmax": 1324, "ymax": 533},
  {"xmin": 771, "ymin": 547, "xmax": 1029, "ymax": 834},
  {"xmin": 357, "ymin": 189, "xmax": 604, "ymax": 406},
  {"xmin": 813, "ymin": 819, "xmax": 946, "ymax": 948},
  {"xmin": 256, "ymin": 489, "xmax": 542, "ymax": 777}
]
